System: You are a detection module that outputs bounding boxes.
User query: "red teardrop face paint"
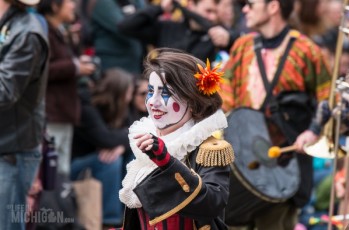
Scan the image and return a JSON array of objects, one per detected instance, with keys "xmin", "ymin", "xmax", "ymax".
[{"xmin": 173, "ymin": 102, "xmax": 180, "ymax": 112}]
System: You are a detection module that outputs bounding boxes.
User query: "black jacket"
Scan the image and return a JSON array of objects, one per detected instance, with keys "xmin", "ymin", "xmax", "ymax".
[
  {"xmin": 118, "ymin": 5, "xmax": 236, "ymax": 61},
  {"xmin": 72, "ymin": 86, "xmax": 130, "ymax": 158},
  {"xmin": 0, "ymin": 7, "xmax": 49, "ymax": 154},
  {"xmin": 123, "ymin": 138, "xmax": 233, "ymax": 230}
]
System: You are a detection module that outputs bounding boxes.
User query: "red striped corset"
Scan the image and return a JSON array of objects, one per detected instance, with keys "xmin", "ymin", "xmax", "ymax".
[{"xmin": 137, "ymin": 208, "xmax": 194, "ymax": 230}]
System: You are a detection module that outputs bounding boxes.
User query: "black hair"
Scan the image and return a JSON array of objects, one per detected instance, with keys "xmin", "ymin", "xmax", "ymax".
[
  {"xmin": 143, "ymin": 48, "xmax": 223, "ymax": 122},
  {"xmin": 36, "ymin": 0, "xmax": 64, "ymax": 15},
  {"xmin": 266, "ymin": 0, "xmax": 294, "ymax": 20}
]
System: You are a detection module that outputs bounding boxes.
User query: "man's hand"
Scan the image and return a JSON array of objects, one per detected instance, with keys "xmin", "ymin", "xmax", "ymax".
[
  {"xmin": 293, "ymin": 130, "xmax": 319, "ymax": 153},
  {"xmin": 208, "ymin": 26, "xmax": 230, "ymax": 48},
  {"xmin": 134, "ymin": 133, "xmax": 172, "ymax": 168}
]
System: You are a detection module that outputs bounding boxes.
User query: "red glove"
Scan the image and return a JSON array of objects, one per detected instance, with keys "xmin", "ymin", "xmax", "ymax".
[{"xmin": 144, "ymin": 134, "xmax": 172, "ymax": 169}]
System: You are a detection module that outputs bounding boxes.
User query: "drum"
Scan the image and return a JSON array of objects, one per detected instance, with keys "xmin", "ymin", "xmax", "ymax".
[{"xmin": 224, "ymin": 108, "xmax": 300, "ymax": 226}]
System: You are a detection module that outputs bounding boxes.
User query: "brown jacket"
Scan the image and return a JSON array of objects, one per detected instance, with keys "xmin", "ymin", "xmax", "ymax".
[{"xmin": 45, "ymin": 23, "xmax": 80, "ymax": 124}]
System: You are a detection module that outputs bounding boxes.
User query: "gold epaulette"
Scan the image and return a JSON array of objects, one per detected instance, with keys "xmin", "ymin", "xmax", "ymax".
[{"xmin": 196, "ymin": 136, "xmax": 234, "ymax": 167}]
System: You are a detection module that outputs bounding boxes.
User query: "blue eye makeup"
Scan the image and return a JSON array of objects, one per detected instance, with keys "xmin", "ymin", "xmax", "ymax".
[
  {"xmin": 146, "ymin": 85, "xmax": 153, "ymax": 102},
  {"xmin": 161, "ymin": 86, "xmax": 171, "ymax": 104},
  {"xmin": 146, "ymin": 83, "xmax": 172, "ymax": 105}
]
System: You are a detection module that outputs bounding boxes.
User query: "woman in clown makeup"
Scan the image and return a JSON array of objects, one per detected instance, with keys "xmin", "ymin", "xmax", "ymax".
[{"xmin": 119, "ymin": 48, "xmax": 234, "ymax": 230}]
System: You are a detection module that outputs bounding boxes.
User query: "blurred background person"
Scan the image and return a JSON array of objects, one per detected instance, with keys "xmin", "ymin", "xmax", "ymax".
[
  {"xmin": 128, "ymin": 74, "xmax": 149, "ymax": 124},
  {"xmin": 213, "ymin": 0, "xmax": 238, "ymax": 67},
  {"xmin": 313, "ymin": 29, "xmax": 349, "ymax": 79},
  {"xmin": 0, "ymin": 0, "xmax": 49, "ymax": 228},
  {"xmin": 87, "ymin": 0, "xmax": 146, "ymax": 73},
  {"xmin": 123, "ymin": 74, "xmax": 149, "ymax": 178},
  {"xmin": 37, "ymin": 0, "xmax": 96, "ymax": 176},
  {"xmin": 118, "ymin": 0, "xmax": 239, "ymax": 62},
  {"xmin": 71, "ymin": 68, "xmax": 134, "ymax": 229},
  {"xmin": 225, "ymin": 0, "xmax": 249, "ymax": 36},
  {"xmin": 326, "ymin": 0, "xmax": 342, "ymax": 30},
  {"xmin": 290, "ymin": 0, "xmax": 330, "ymax": 40},
  {"xmin": 216, "ymin": 0, "xmax": 234, "ymax": 28}
]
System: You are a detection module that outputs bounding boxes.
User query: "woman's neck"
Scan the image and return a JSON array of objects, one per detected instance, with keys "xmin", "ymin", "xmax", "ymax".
[{"xmin": 46, "ymin": 15, "xmax": 62, "ymax": 29}]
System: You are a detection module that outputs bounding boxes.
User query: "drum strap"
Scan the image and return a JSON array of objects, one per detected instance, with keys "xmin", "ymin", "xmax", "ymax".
[{"xmin": 254, "ymin": 35, "xmax": 296, "ymax": 111}]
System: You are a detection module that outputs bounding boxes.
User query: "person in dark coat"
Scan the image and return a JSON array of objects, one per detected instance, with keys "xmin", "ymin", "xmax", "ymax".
[
  {"xmin": 119, "ymin": 48, "xmax": 234, "ymax": 230},
  {"xmin": 37, "ymin": 0, "xmax": 96, "ymax": 175},
  {"xmin": 71, "ymin": 68, "xmax": 134, "ymax": 227},
  {"xmin": 89, "ymin": 0, "xmax": 145, "ymax": 73}
]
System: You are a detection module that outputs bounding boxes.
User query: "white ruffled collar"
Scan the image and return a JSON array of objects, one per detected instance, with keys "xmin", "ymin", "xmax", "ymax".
[{"xmin": 119, "ymin": 109, "xmax": 227, "ymax": 208}]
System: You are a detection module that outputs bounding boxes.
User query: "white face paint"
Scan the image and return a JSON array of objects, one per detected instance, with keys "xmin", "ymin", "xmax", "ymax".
[{"xmin": 146, "ymin": 72, "xmax": 191, "ymax": 134}]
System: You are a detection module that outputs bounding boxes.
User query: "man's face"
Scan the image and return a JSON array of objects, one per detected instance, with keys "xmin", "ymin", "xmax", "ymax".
[
  {"xmin": 217, "ymin": 0, "xmax": 234, "ymax": 27},
  {"xmin": 146, "ymin": 72, "xmax": 192, "ymax": 133},
  {"xmin": 189, "ymin": 0, "xmax": 219, "ymax": 24},
  {"xmin": 242, "ymin": 0, "xmax": 271, "ymax": 30}
]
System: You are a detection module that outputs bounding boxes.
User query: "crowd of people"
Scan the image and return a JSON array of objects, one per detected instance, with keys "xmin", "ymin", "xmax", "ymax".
[{"xmin": 1, "ymin": 0, "xmax": 349, "ymax": 229}]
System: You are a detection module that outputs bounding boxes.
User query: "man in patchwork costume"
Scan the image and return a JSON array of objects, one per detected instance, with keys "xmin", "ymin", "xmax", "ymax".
[{"xmin": 219, "ymin": 0, "xmax": 331, "ymax": 229}]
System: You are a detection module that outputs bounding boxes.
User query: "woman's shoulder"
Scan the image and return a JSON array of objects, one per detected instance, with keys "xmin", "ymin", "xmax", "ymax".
[{"xmin": 195, "ymin": 136, "xmax": 234, "ymax": 167}]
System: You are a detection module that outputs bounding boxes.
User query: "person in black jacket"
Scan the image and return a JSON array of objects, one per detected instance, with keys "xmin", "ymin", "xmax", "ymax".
[
  {"xmin": 71, "ymin": 68, "xmax": 134, "ymax": 228},
  {"xmin": 117, "ymin": 0, "xmax": 239, "ymax": 62},
  {"xmin": 120, "ymin": 48, "xmax": 234, "ymax": 230},
  {"xmin": 0, "ymin": 0, "xmax": 49, "ymax": 228}
]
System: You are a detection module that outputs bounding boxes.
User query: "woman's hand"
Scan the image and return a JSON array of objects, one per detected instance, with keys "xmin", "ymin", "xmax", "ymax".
[
  {"xmin": 134, "ymin": 133, "xmax": 154, "ymax": 152},
  {"xmin": 78, "ymin": 55, "xmax": 96, "ymax": 76},
  {"xmin": 134, "ymin": 133, "xmax": 172, "ymax": 168}
]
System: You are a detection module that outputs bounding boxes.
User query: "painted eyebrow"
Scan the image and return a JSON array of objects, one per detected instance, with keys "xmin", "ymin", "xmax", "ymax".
[
  {"xmin": 148, "ymin": 84, "xmax": 165, "ymax": 90},
  {"xmin": 148, "ymin": 83, "xmax": 171, "ymax": 95}
]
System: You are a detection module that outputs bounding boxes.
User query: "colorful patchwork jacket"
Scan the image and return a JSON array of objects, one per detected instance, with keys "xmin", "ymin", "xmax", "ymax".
[
  {"xmin": 220, "ymin": 30, "xmax": 331, "ymax": 112},
  {"xmin": 219, "ymin": 29, "xmax": 332, "ymax": 207}
]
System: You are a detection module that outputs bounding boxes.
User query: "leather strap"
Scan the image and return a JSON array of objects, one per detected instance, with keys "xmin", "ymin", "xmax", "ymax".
[{"xmin": 254, "ymin": 35, "xmax": 296, "ymax": 111}]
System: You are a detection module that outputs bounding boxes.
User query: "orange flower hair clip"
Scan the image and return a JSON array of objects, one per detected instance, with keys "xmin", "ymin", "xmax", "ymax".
[{"xmin": 194, "ymin": 59, "xmax": 224, "ymax": 95}]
